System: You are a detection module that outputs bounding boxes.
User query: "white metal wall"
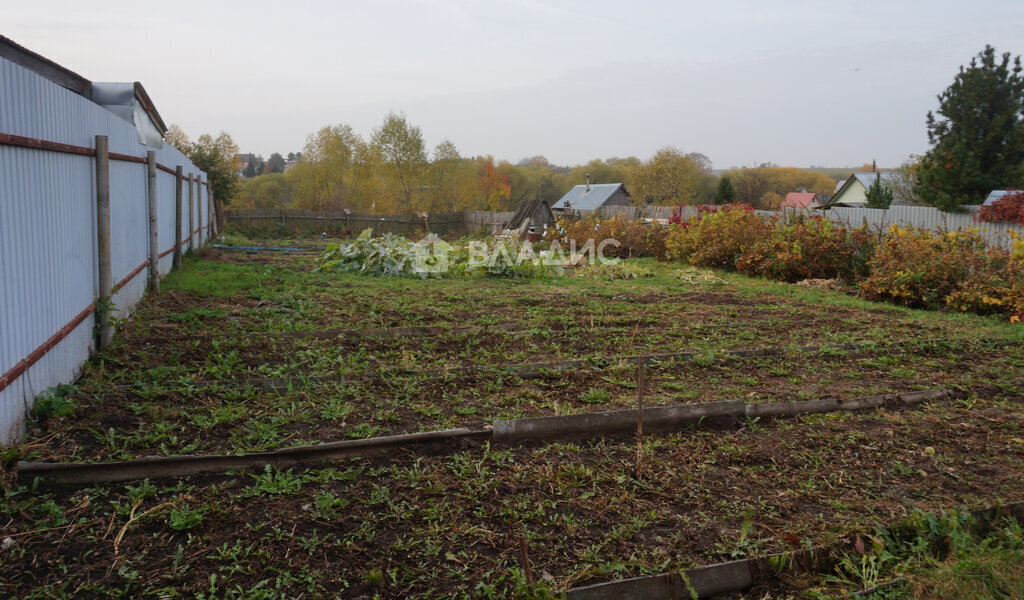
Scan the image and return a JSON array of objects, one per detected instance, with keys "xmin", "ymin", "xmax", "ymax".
[
  {"xmin": 0, "ymin": 56, "xmax": 211, "ymax": 444},
  {"xmin": 582, "ymin": 203, "xmax": 1019, "ymax": 249},
  {"xmin": 821, "ymin": 205, "xmax": 1020, "ymax": 249}
]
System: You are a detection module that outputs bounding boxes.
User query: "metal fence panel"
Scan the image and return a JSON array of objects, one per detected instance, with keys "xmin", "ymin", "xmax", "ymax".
[
  {"xmin": 824, "ymin": 206, "xmax": 1020, "ymax": 248},
  {"xmin": 0, "ymin": 55, "xmax": 208, "ymax": 444}
]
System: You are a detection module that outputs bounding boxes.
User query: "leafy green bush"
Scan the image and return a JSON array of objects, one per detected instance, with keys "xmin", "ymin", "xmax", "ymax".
[
  {"xmin": 315, "ymin": 229, "xmax": 563, "ymax": 279},
  {"xmin": 665, "ymin": 204, "xmax": 768, "ymax": 269},
  {"xmin": 315, "ymin": 229, "xmax": 427, "ymax": 278},
  {"xmin": 736, "ymin": 214, "xmax": 875, "ymax": 282},
  {"xmin": 458, "ymin": 240, "xmax": 564, "ymax": 278},
  {"xmin": 31, "ymin": 384, "xmax": 76, "ymax": 421}
]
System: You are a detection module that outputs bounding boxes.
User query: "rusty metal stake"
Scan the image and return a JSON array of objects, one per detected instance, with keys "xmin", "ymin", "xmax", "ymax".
[
  {"xmin": 519, "ymin": 529, "xmax": 534, "ymax": 587},
  {"xmin": 636, "ymin": 359, "xmax": 645, "ymax": 480}
]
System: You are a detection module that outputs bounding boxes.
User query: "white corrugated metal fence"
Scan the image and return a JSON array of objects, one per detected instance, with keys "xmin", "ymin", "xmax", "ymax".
[{"xmin": 0, "ymin": 55, "xmax": 212, "ymax": 444}]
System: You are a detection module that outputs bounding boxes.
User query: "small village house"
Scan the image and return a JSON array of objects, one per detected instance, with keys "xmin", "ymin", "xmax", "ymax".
[
  {"xmin": 552, "ymin": 174, "xmax": 631, "ymax": 212},
  {"xmin": 826, "ymin": 172, "xmax": 901, "ymax": 207},
  {"xmin": 502, "ymin": 198, "xmax": 554, "ymax": 241}
]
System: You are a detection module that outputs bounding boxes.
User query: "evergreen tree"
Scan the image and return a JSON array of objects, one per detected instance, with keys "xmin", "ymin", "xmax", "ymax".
[
  {"xmin": 915, "ymin": 45, "xmax": 1024, "ymax": 211},
  {"xmin": 865, "ymin": 174, "xmax": 894, "ymax": 209},
  {"xmin": 713, "ymin": 175, "xmax": 737, "ymax": 204}
]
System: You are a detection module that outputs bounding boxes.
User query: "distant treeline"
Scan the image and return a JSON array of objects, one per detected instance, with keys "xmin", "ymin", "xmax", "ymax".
[{"xmin": 232, "ymin": 112, "xmax": 890, "ymax": 214}]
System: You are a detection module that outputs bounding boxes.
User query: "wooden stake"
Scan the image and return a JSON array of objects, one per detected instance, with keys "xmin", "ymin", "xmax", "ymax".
[
  {"xmin": 173, "ymin": 166, "xmax": 183, "ymax": 269},
  {"xmin": 146, "ymin": 151, "xmax": 159, "ymax": 292},
  {"xmin": 94, "ymin": 135, "xmax": 112, "ymax": 349},
  {"xmin": 636, "ymin": 359, "xmax": 645, "ymax": 480},
  {"xmin": 187, "ymin": 174, "xmax": 195, "ymax": 252}
]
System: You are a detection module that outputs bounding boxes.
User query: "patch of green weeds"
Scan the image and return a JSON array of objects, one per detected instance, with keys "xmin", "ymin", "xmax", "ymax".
[
  {"xmin": 30, "ymin": 384, "xmax": 77, "ymax": 420},
  {"xmin": 242, "ymin": 466, "xmax": 308, "ymax": 497}
]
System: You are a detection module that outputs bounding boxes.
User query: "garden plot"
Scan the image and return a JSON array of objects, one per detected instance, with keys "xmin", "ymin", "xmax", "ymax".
[{"xmin": 3, "ymin": 245, "xmax": 1024, "ymax": 598}]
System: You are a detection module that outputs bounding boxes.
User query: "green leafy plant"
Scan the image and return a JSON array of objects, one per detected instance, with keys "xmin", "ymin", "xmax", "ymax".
[
  {"xmin": 166, "ymin": 503, "xmax": 207, "ymax": 531},
  {"xmin": 243, "ymin": 465, "xmax": 307, "ymax": 497},
  {"xmin": 580, "ymin": 388, "xmax": 611, "ymax": 404},
  {"xmin": 309, "ymin": 490, "xmax": 350, "ymax": 520},
  {"xmin": 578, "ymin": 261, "xmax": 655, "ymax": 280},
  {"xmin": 30, "ymin": 384, "xmax": 77, "ymax": 421},
  {"xmin": 315, "ymin": 228, "xmax": 562, "ymax": 279}
]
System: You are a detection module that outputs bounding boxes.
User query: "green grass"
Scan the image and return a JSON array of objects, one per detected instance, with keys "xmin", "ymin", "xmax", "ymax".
[
  {"xmin": 162, "ymin": 254, "xmax": 275, "ymax": 298},
  {"xmin": 6, "ymin": 238, "xmax": 1024, "ymax": 599},
  {"xmin": 804, "ymin": 510, "xmax": 1024, "ymax": 600}
]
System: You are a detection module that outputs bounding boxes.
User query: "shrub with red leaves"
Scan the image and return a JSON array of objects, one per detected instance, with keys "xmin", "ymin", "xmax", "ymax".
[{"xmin": 974, "ymin": 190, "xmax": 1024, "ymax": 225}]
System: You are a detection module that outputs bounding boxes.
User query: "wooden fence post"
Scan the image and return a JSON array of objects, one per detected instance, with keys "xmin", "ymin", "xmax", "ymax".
[
  {"xmin": 146, "ymin": 151, "xmax": 159, "ymax": 292},
  {"xmin": 188, "ymin": 174, "xmax": 195, "ymax": 252},
  {"xmin": 173, "ymin": 166, "xmax": 183, "ymax": 269},
  {"xmin": 208, "ymin": 186, "xmax": 216, "ymax": 238},
  {"xmin": 94, "ymin": 135, "xmax": 113, "ymax": 349}
]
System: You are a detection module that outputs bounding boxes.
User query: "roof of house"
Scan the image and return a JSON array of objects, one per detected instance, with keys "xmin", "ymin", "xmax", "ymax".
[
  {"xmin": 552, "ymin": 183, "xmax": 629, "ymax": 211},
  {"xmin": 505, "ymin": 198, "xmax": 553, "ymax": 231},
  {"xmin": 983, "ymin": 190, "xmax": 1022, "ymax": 205},
  {"xmin": 825, "ymin": 172, "xmax": 899, "ymax": 206},
  {"xmin": 850, "ymin": 172, "xmax": 898, "ymax": 189},
  {"xmin": 780, "ymin": 192, "xmax": 820, "ymax": 210}
]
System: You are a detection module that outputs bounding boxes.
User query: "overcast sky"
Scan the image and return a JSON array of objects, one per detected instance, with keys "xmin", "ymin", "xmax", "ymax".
[{"xmin": 5, "ymin": 0, "xmax": 1024, "ymax": 169}]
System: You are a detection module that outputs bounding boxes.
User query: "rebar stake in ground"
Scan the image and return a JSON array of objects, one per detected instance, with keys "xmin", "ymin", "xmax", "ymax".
[{"xmin": 636, "ymin": 360, "xmax": 645, "ymax": 480}]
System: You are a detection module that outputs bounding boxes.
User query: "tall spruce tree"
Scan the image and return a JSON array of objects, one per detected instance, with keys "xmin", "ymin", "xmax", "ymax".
[
  {"xmin": 713, "ymin": 175, "xmax": 737, "ymax": 204},
  {"xmin": 915, "ymin": 45, "xmax": 1024, "ymax": 211}
]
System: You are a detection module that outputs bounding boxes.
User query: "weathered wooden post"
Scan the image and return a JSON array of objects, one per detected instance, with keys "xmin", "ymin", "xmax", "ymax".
[
  {"xmin": 196, "ymin": 179, "xmax": 203, "ymax": 244},
  {"xmin": 188, "ymin": 174, "xmax": 195, "ymax": 252},
  {"xmin": 146, "ymin": 151, "xmax": 159, "ymax": 292},
  {"xmin": 208, "ymin": 186, "xmax": 216, "ymax": 238},
  {"xmin": 94, "ymin": 135, "xmax": 113, "ymax": 349},
  {"xmin": 173, "ymin": 166, "xmax": 183, "ymax": 269}
]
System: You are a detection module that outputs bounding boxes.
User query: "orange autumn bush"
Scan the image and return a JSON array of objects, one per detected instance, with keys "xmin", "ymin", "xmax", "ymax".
[
  {"xmin": 735, "ymin": 214, "xmax": 875, "ymax": 282},
  {"xmin": 550, "ymin": 215, "xmax": 670, "ymax": 259},
  {"xmin": 665, "ymin": 204, "xmax": 767, "ymax": 269},
  {"xmin": 861, "ymin": 226, "xmax": 1024, "ymax": 317}
]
